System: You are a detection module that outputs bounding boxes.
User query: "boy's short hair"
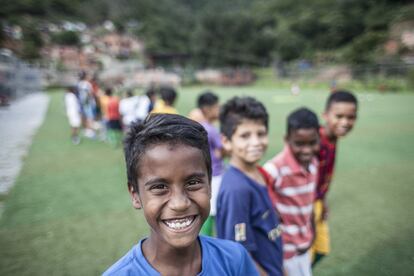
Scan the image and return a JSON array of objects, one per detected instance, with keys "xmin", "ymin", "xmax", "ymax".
[
  {"xmin": 105, "ymin": 87, "xmax": 113, "ymax": 96},
  {"xmin": 67, "ymin": 85, "xmax": 77, "ymax": 93},
  {"xmin": 220, "ymin": 96, "xmax": 268, "ymax": 139},
  {"xmin": 197, "ymin": 91, "xmax": 219, "ymax": 109},
  {"xmin": 160, "ymin": 86, "xmax": 177, "ymax": 105},
  {"xmin": 325, "ymin": 90, "xmax": 358, "ymax": 111},
  {"xmin": 287, "ymin": 107, "xmax": 319, "ymax": 135},
  {"xmin": 124, "ymin": 114, "xmax": 212, "ymax": 192},
  {"xmin": 145, "ymin": 87, "xmax": 156, "ymax": 98}
]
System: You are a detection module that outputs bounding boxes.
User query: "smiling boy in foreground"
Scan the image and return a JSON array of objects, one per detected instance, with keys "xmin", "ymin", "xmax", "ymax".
[{"xmin": 103, "ymin": 114, "xmax": 258, "ymax": 276}]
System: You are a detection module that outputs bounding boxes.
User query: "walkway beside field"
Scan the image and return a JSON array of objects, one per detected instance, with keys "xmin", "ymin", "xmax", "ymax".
[{"xmin": 0, "ymin": 93, "xmax": 50, "ymax": 199}]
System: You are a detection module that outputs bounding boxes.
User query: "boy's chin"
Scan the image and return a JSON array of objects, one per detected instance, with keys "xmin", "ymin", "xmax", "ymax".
[
  {"xmin": 298, "ymin": 158, "xmax": 312, "ymax": 167},
  {"xmin": 335, "ymin": 127, "xmax": 353, "ymax": 137},
  {"xmin": 247, "ymin": 154, "xmax": 265, "ymax": 164},
  {"xmin": 335, "ymin": 130, "xmax": 351, "ymax": 138},
  {"xmin": 163, "ymin": 230, "xmax": 201, "ymax": 251}
]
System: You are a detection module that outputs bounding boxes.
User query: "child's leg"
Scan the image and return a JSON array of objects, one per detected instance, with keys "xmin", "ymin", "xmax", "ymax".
[
  {"xmin": 311, "ymin": 199, "xmax": 331, "ymax": 267},
  {"xmin": 71, "ymin": 127, "xmax": 80, "ymax": 144},
  {"xmin": 284, "ymin": 251, "xmax": 312, "ymax": 276},
  {"xmin": 106, "ymin": 120, "xmax": 122, "ymax": 147}
]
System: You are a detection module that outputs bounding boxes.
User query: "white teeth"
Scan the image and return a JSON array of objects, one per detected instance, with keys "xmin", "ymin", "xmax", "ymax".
[{"xmin": 164, "ymin": 216, "xmax": 194, "ymax": 230}]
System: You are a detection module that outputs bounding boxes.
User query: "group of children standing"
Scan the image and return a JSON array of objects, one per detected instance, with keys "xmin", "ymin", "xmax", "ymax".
[
  {"xmin": 64, "ymin": 71, "xmax": 182, "ymax": 147},
  {"xmin": 103, "ymin": 89, "xmax": 358, "ymax": 275}
]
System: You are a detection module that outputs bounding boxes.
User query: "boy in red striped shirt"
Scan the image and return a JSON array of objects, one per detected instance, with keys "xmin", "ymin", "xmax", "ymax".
[
  {"xmin": 264, "ymin": 107, "xmax": 320, "ymax": 276},
  {"xmin": 311, "ymin": 90, "xmax": 358, "ymax": 266}
]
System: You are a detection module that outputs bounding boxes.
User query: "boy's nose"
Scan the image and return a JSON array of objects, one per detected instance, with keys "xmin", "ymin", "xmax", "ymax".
[
  {"xmin": 250, "ymin": 134, "xmax": 261, "ymax": 145},
  {"xmin": 340, "ymin": 118, "xmax": 351, "ymax": 126},
  {"xmin": 169, "ymin": 191, "xmax": 191, "ymax": 211},
  {"xmin": 302, "ymin": 146, "xmax": 313, "ymax": 154}
]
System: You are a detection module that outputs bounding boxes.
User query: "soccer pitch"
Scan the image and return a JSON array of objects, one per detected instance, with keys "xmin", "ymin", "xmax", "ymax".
[{"xmin": 0, "ymin": 86, "xmax": 413, "ymax": 275}]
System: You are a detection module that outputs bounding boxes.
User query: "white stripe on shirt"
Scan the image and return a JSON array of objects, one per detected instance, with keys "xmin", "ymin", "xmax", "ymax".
[
  {"xmin": 276, "ymin": 203, "xmax": 313, "ymax": 215},
  {"xmin": 263, "ymin": 162, "xmax": 279, "ymax": 179},
  {"xmin": 279, "ymin": 182, "xmax": 315, "ymax": 196},
  {"xmin": 283, "ymin": 241, "xmax": 312, "ymax": 252},
  {"xmin": 281, "ymin": 224, "xmax": 309, "ymax": 236},
  {"xmin": 263, "ymin": 162, "xmax": 283, "ymax": 188}
]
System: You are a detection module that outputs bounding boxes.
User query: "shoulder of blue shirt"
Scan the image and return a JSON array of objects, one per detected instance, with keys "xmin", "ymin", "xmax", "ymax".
[{"xmin": 102, "ymin": 235, "xmax": 258, "ymax": 276}]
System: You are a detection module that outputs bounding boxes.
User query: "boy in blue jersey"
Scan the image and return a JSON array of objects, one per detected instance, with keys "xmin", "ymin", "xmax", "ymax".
[
  {"xmin": 103, "ymin": 114, "xmax": 258, "ymax": 276},
  {"xmin": 216, "ymin": 96, "xmax": 284, "ymax": 276}
]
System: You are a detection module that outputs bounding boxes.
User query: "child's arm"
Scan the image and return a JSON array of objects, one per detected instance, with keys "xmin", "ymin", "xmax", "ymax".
[
  {"xmin": 321, "ymin": 197, "xmax": 329, "ymax": 220},
  {"xmin": 252, "ymin": 258, "xmax": 268, "ymax": 276}
]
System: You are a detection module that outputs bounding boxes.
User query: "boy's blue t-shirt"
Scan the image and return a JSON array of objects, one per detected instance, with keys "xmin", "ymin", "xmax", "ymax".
[
  {"xmin": 216, "ymin": 165, "xmax": 284, "ymax": 276},
  {"xmin": 103, "ymin": 235, "xmax": 259, "ymax": 275}
]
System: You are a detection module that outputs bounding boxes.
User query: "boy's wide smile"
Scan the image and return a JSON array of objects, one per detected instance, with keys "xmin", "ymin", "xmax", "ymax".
[{"xmin": 162, "ymin": 215, "xmax": 198, "ymax": 232}]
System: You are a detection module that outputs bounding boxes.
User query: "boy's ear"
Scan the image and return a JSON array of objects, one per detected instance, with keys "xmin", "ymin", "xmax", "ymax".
[
  {"xmin": 221, "ymin": 134, "xmax": 232, "ymax": 153},
  {"xmin": 322, "ymin": 111, "xmax": 329, "ymax": 122},
  {"xmin": 128, "ymin": 185, "xmax": 142, "ymax": 209}
]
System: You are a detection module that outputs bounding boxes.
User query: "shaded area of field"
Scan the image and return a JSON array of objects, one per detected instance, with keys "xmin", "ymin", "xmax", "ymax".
[{"xmin": 0, "ymin": 87, "xmax": 413, "ymax": 275}]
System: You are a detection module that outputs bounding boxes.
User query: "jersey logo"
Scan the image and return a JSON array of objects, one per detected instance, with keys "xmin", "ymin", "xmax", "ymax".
[
  {"xmin": 261, "ymin": 210, "xmax": 270, "ymax": 220},
  {"xmin": 268, "ymin": 225, "xmax": 282, "ymax": 241},
  {"xmin": 235, "ymin": 223, "xmax": 247, "ymax": 242}
]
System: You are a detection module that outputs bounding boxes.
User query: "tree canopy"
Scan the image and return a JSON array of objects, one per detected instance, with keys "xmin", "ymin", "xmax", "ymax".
[{"xmin": 1, "ymin": 0, "xmax": 413, "ymax": 65}]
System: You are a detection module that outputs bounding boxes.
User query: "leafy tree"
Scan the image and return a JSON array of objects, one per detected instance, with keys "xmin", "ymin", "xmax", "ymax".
[{"xmin": 51, "ymin": 31, "xmax": 80, "ymax": 46}]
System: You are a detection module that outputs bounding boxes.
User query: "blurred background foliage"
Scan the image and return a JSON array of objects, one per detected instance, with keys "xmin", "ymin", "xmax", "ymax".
[{"xmin": 1, "ymin": 0, "xmax": 413, "ymax": 66}]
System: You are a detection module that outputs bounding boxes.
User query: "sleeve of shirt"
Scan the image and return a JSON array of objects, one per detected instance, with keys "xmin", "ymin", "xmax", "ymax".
[
  {"xmin": 236, "ymin": 243, "xmax": 260, "ymax": 276},
  {"xmin": 216, "ymin": 183, "xmax": 257, "ymax": 252},
  {"xmin": 136, "ymin": 96, "xmax": 150, "ymax": 120},
  {"xmin": 211, "ymin": 127, "xmax": 222, "ymax": 150}
]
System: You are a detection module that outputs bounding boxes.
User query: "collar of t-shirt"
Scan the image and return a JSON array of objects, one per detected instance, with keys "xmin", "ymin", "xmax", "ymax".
[{"xmin": 134, "ymin": 237, "xmax": 210, "ymax": 275}]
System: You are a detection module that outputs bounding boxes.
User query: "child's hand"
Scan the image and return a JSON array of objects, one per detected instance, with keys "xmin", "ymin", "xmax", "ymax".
[{"xmin": 321, "ymin": 200, "xmax": 329, "ymax": 221}]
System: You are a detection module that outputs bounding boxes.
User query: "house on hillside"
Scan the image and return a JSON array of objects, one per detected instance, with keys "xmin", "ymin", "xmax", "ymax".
[{"xmin": 94, "ymin": 33, "xmax": 143, "ymax": 59}]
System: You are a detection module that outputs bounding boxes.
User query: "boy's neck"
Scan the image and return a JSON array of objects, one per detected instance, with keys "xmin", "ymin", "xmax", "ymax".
[
  {"xmin": 142, "ymin": 237, "xmax": 202, "ymax": 275},
  {"xmin": 230, "ymin": 159, "xmax": 266, "ymax": 186},
  {"xmin": 205, "ymin": 117, "xmax": 215, "ymax": 124},
  {"xmin": 323, "ymin": 125, "xmax": 337, "ymax": 143}
]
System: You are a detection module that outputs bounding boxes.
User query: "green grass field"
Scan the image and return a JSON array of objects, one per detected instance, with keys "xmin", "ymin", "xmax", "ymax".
[{"xmin": 0, "ymin": 84, "xmax": 413, "ymax": 275}]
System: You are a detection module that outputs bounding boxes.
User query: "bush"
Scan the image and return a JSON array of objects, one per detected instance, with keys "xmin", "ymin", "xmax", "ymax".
[{"xmin": 51, "ymin": 31, "xmax": 80, "ymax": 46}]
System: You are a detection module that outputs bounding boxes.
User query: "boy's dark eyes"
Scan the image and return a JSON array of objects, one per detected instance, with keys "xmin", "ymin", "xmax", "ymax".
[
  {"xmin": 188, "ymin": 179, "xmax": 200, "ymax": 185},
  {"xmin": 336, "ymin": 114, "xmax": 356, "ymax": 120},
  {"xmin": 148, "ymin": 179, "xmax": 204, "ymax": 192},
  {"xmin": 187, "ymin": 179, "xmax": 203, "ymax": 187},
  {"xmin": 293, "ymin": 140, "xmax": 318, "ymax": 147},
  {"xmin": 240, "ymin": 133, "xmax": 250, "ymax": 139},
  {"xmin": 150, "ymin": 184, "xmax": 168, "ymax": 191}
]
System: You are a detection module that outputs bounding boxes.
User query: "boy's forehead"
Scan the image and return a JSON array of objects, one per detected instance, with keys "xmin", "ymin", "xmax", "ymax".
[
  {"xmin": 137, "ymin": 143, "xmax": 208, "ymax": 177},
  {"xmin": 288, "ymin": 128, "xmax": 319, "ymax": 138},
  {"xmin": 236, "ymin": 118, "xmax": 267, "ymax": 129},
  {"xmin": 140, "ymin": 142, "xmax": 207, "ymax": 165}
]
